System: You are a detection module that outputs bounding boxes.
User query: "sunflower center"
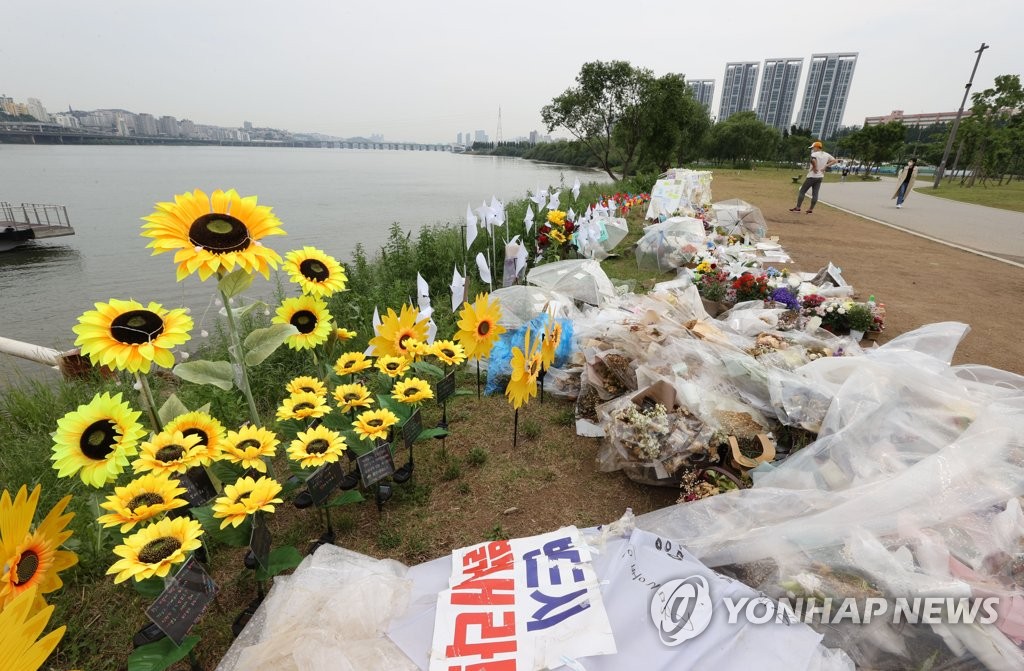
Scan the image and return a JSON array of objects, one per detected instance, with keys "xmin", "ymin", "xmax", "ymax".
[
  {"xmin": 386, "ymin": 362, "xmax": 399, "ymax": 371},
  {"xmin": 14, "ymin": 550, "xmax": 39, "ymax": 585},
  {"xmin": 80, "ymin": 420, "xmax": 118, "ymax": 460},
  {"xmin": 110, "ymin": 309, "xmax": 165, "ymax": 345},
  {"xmin": 237, "ymin": 439, "xmax": 262, "ymax": 451},
  {"xmin": 477, "ymin": 321, "xmax": 491, "ymax": 336},
  {"xmin": 128, "ymin": 492, "xmax": 165, "ymax": 512},
  {"xmin": 294, "ymin": 402, "xmax": 315, "ymax": 412},
  {"xmin": 290, "ymin": 310, "xmax": 318, "ymax": 334},
  {"xmin": 404, "ymin": 388, "xmax": 417, "ymax": 397},
  {"xmin": 343, "ymin": 393, "xmax": 359, "ymax": 401},
  {"xmin": 367, "ymin": 419, "xmax": 383, "ymax": 428},
  {"xmin": 139, "ymin": 537, "xmax": 182, "ymax": 564},
  {"xmin": 299, "ymin": 259, "xmax": 330, "ymax": 282},
  {"xmin": 155, "ymin": 444, "xmax": 186, "ymax": 462},
  {"xmin": 399, "ymin": 334, "xmax": 411, "ymax": 350},
  {"xmin": 182, "ymin": 427, "xmax": 209, "ymax": 446},
  {"xmin": 441, "ymin": 348, "xmax": 455, "ymax": 357},
  {"xmin": 300, "ymin": 386, "xmax": 315, "ymax": 393},
  {"xmin": 306, "ymin": 439, "xmax": 329, "ymax": 454},
  {"xmin": 188, "ymin": 213, "xmax": 251, "ymax": 254}
]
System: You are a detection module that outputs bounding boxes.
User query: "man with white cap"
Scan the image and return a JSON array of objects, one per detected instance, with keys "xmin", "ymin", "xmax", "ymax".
[{"xmin": 789, "ymin": 140, "xmax": 837, "ymax": 214}]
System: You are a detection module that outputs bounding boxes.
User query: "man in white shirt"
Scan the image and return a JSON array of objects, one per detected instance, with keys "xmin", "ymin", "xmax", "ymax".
[{"xmin": 789, "ymin": 141, "xmax": 837, "ymax": 214}]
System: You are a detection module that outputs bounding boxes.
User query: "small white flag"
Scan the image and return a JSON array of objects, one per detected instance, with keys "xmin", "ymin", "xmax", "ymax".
[
  {"xmin": 530, "ymin": 187, "xmax": 546, "ymax": 208},
  {"xmin": 425, "ymin": 317, "xmax": 437, "ymax": 345},
  {"xmin": 475, "ymin": 252, "xmax": 492, "ymax": 285},
  {"xmin": 567, "ymin": 207, "xmax": 576, "ymax": 222},
  {"xmin": 547, "ymin": 190, "xmax": 561, "ymax": 211},
  {"xmin": 524, "ymin": 205, "xmax": 534, "ymax": 233},
  {"xmin": 450, "ymin": 267, "xmax": 466, "ymax": 312},
  {"xmin": 490, "ymin": 196, "xmax": 505, "ymax": 226},
  {"xmin": 512, "ymin": 236, "xmax": 528, "ymax": 276},
  {"xmin": 365, "ymin": 306, "xmax": 383, "ymax": 355},
  {"xmin": 416, "ymin": 272, "xmax": 431, "ymax": 313},
  {"xmin": 465, "ymin": 204, "xmax": 478, "ymax": 249},
  {"xmin": 572, "ymin": 177, "xmax": 581, "ymax": 201}
]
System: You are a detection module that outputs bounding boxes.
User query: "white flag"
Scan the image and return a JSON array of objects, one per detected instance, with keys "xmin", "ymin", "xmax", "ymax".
[
  {"xmin": 465, "ymin": 204, "xmax": 478, "ymax": 249},
  {"xmin": 572, "ymin": 177, "xmax": 581, "ymax": 201},
  {"xmin": 425, "ymin": 317, "xmax": 437, "ymax": 345},
  {"xmin": 475, "ymin": 252, "xmax": 492, "ymax": 285},
  {"xmin": 567, "ymin": 207, "xmax": 576, "ymax": 222},
  {"xmin": 416, "ymin": 272, "xmax": 431, "ymax": 313},
  {"xmin": 490, "ymin": 196, "xmax": 505, "ymax": 226},
  {"xmin": 524, "ymin": 205, "xmax": 535, "ymax": 233},
  {"xmin": 512, "ymin": 235, "xmax": 528, "ymax": 276},
  {"xmin": 530, "ymin": 187, "xmax": 546, "ymax": 208},
  {"xmin": 450, "ymin": 267, "xmax": 466, "ymax": 312},
  {"xmin": 547, "ymin": 190, "xmax": 561, "ymax": 211},
  {"xmin": 365, "ymin": 306, "xmax": 383, "ymax": 355}
]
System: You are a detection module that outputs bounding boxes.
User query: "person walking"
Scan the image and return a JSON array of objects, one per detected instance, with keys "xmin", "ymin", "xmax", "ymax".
[
  {"xmin": 892, "ymin": 158, "xmax": 919, "ymax": 209},
  {"xmin": 789, "ymin": 141, "xmax": 837, "ymax": 214},
  {"xmin": 841, "ymin": 165, "xmax": 850, "ymax": 182}
]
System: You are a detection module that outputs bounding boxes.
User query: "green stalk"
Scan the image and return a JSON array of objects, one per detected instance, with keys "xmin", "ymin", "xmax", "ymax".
[
  {"xmin": 135, "ymin": 372, "xmax": 162, "ymax": 432},
  {"xmin": 221, "ymin": 288, "xmax": 261, "ymax": 426}
]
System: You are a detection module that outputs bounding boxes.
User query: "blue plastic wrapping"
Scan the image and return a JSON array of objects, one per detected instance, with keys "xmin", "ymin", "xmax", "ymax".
[{"xmin": 484, "ymin": 313, "xmax": 574, "ymax": 396}]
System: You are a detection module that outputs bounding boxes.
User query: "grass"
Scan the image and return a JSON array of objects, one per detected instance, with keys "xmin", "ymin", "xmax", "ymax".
[{"xmin": 916, "ymin": 178, "xmax": 1024, "ymax": 212}]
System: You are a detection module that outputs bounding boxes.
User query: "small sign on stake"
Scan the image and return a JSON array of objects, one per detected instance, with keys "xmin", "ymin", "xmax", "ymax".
[
  {"xmin": 436, "ymin": 371, "xmax": 456, "ymax": 403},
  {"xmin": 403, "ymin": 409, "xmax": 423, "ymax": 451},
  {"xmin": 176, "ymin": 467, "xmax": 217, "ymax": 507},
  {"xmin": 357, "ymin": 443, "xmax": 396, "ymax": 488},
  {"xmin": 249, "ymin": 513, "xmax": 271, "ymax": 571},
  {"xmin": 145, "ymin": 556, "xmax": 218, "ymax": 646},
  {"xmin": 307, "ymin": 461, "xmax": 345, "ymax": 506}
]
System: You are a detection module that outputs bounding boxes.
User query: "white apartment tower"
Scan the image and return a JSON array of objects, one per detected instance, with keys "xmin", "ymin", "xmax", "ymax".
[
  {"xmin": 687, "ymin": 79, "xmax": 715, "ymax": 114},
  {"xmin": 718, "ymin": 62, "xmax": 759, "ymax": 121},
  {"xmin": 796, "ymin": 52, "xmax": 858, "ymax": 140},
  {"xmin": 755, "ymin": 58, "xmax": 803, "ymax": 132}
]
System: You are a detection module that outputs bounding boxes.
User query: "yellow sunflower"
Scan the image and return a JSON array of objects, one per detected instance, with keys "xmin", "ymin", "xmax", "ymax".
[
  {"xmin": 141, "ymin": 188, "xmax": 285, "ymax": 281},
  {"xmin": 335, "ymin": 327, "xmax": 357, "ymax": 341},
  {"xmin": 211, "ymin": 476, "xmax": 283, "ymax": 529},
  {"xmin": 352, "ymin": 408, "xmax": 399, "ymax": 442},
  {"xmin": 73, "ymin": 298, "xmax": 193, "ymax": 374},
  {"xmin": 107, "ymin": 517, "xmax": 204, "ymax": 584},
  {"xmin": 375, "ymin": 355, "xmax": 410, "ymax": 378},
  {"xmin": 541, "ymin": 319, "xmax": 563, "ymax": 371},
  {"xmin": 368, "ymin": 304, "xmax": 428, "ymax": 357},
  {"xmin": 0, "ymin": 485, "xmax": 77, "ymax": 610},
  {"xmin": 285, "ymin": 376, "xmax": 327, "ymax": 397},
  {"xmin": 505, "ymin": 328, "xmax": 541, "ymax": 410},
  {"xmin": 334, "ymin": 351, "xmax": 371, "ymax": 377},
  {"xmin": 131, "ymin": 430, "xmax": 205, "ymax": 476},
  {"xmin": 51, "ymin": 392, "xmax": 146, "ymax": 488},
  {"xmin": 163, "ymin": 411, "xmax": 226, "ymax": 464},
  {"xmin": 392, "ymin": 377, "xmax": 434, "ymax": 405},
  {"xmin": 273, "ymin": 295, "xmax": 333, "ymax": 350},
  {"xmin": 547, "ymin": 210, "xmax": 567, "ymax": 226},
  {"xmin": 220, "ymin": 425, "xmax": 279, "ymax": 473},
  {"xmin": 283, "ymin": 246, "xmax": 348, "ymax": 298},
  {"xmin": 275, "ymin": 392, "xmax": 331, "ymax": 422},
  {"xmin": 288, "ymin": 425, "xmax": 347, "ymax": 468},
  {"xmin": 455, "ymin": 293, "xmax": 507, "ymax": 360},
  {"xmin": 97, "ymin": 473, "xmax": 188, "ymax": 533},
  {"xmin": 431, "ymin": 339, "xmax": 466, "ymax": 366},
  {"xmin": 550, "ymin": 229, "xmax": 567, "ymax": 244},
  {"xmin": 333, "ymin": 383, "xmax": 374, "ymax": 412},
  {"xmin": 0, "ymin": 587, "xmax": 66, "ymax": 671}
]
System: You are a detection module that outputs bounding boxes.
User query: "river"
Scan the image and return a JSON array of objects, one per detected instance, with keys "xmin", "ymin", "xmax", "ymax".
[{"xmin": 0, "ymin": 145, "xmax": 606, "ymax": 383}]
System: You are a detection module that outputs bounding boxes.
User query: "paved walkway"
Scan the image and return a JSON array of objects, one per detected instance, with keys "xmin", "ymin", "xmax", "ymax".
[{"xmin": 817, "ymin": 177, "xmax": 1024, "ymax": 265}]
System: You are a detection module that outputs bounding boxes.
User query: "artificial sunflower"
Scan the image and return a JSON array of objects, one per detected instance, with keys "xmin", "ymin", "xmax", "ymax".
[
  {"xmin": 73, "ymin": 298, "xmax": 193, "ymax": 374},
  {"xmin": 107, "ymin": 516, "xmax": 203, "ymax": 583},
  {"xmin": 275, "ymin": 392, "xmax": 331, "ymax": 422},
  {"xmin": 455, "ymin": 293, "xmax": 506, "ymax": 360},
  {"xmin": 288, "ymin": 425, "xmax": 347, "ymax": 468},
  {"xmin": 541, "ymin": 319, "xmax": 563, "ymax": 371},
  {"xmin": 96, "ymin": 473, "xmax": 188, "ymax": 533},
  {"xmin": 392, "ymin": 377, "xmax": 434, "ymax": 405},
  {"xmin": 285, "ymin": 376, "xmax": 327, "ymax": 397},
  {"xmin": 211, "ymin": 476, "xmax": 283, "ymax": 529},
  {"xmin": 352, "ymin": 408, "xmax": 399, "ymax": 442},
  {"xmin": 505, "ymin": 328, "xmax": 540, "ymax": 410},
  {"xmin": 334, "ymin": 351, "xmax": 371, "ymax": 377},
  {"xmin": 403, "ymin": 338, "xmax": 431, "ymax": 361},
  {"xmin": 163, "ymin": 411, "xmax": 226, "ymax": 464},
  {"xmin": 0, "ymin": 587, "xmax": 66, "ymax": 671},
  {"xmin": 375, "ymin": 355, "xmax": 410, "ymax": 378},
  {"xmin": 547, "ymin": 210, "xmax": 567, "ymax": 226},
  {"xmin": 141, "ymin": 188, "xmax": 285, "ymax": 281},
  {"xmin": 431, "ymin": 339, "xmax": 466, "ymax": 367},
  {"xmin": 283, "ymin": 246, "xmax": 348, "ymax": 297},
  {"xmin": 220, "ymin": 425, "xmax": 279, "ymax": 473},
  {"xmin": 368, "ymin": 304, "xmax": 428, "ymax": 357},
  {"xmin": 550, "ymin": 229, "xmax": 567, "ymax": 244},
  {"xmin": 131, "ymin": 430, "xmax": 205, "ymax": 476},
  {"xmin": 334, "ymin": 327, "xmax": 357, "ymax": 341},
  {"xmin": 0, "ymin": 485, "xmax": 77, "ymax": 609},
  {"xmin": 273, "ymin": 295, "xmax": 333, "ymax": 351},
  {"xmin": 51, "ymin": 392, "xmax": 146, "ymax": 488},
  {"xmin": 333, "ymin": 383, "xmax": 374, "ymax": 412}
]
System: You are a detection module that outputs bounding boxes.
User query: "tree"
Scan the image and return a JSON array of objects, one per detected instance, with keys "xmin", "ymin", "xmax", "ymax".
[
  {"xmin": 541, "ymin": 61, "xmax": 653, "ymax": 180},
  {"xmin": 631, "ymin": 74, "xmax": 711, "ymax": 171},
  {"xmin": 706, "ymin": 112, "xmax": 780, "ymax": 166},
  {"xmin": 839, "ymin": 122, "xmax": 904, "ymax": 175},
  {"xmin": 959, "ymin": 74, "xmax": 1024, "ymax": 185}
]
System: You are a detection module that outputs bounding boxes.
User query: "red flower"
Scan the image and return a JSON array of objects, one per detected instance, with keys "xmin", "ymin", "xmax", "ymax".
[
  {"xmin": 564, "ymin": 221, "xmax": 574, "ymax": 233},
  {"xmin": 538, "ymin": 234, "xmax": 549, "ymax": 246}
]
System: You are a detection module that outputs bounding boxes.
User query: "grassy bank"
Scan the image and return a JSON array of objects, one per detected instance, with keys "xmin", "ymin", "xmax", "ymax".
[{"xmin": 915, "ymin": 178, "xmax": 1024, "ymax": 212}]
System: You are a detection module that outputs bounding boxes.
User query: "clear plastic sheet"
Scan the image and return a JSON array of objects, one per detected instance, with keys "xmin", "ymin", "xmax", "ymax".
[
  {"xmin": 634, "ymin": 217, "xmax": 707, "ymax": 272},
  {"xmin": 574, "ymin": 215, "xmax": 629, "ymax": 260},
  {"xmin": 489, "ymin": 284, "xmax": 579, "ymax": 329},
  {"xmin": 712, "ymin": 198, "xmax": 768, "ymax": 240},
  {"xmin": 526, "ymin": 259, "xmax": 617, "ymax": 307}
]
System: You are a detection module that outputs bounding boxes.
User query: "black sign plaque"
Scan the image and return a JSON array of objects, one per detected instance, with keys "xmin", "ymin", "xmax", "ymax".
[
  {"xmin": 307, "ymin": 461, "xmax": 344, "ymax": 505},
  {"xmin": 357, "ymin": 443, "xmax": 396, "ymax": 487},
  {"xmin": 402, "ymin": 410, "xmax": 423, "ymax": 451},
  {"xmin": 176, "ymin": 467, "xmax": 218, "ymax": 507},
  {"xmin": 145, "ymin": 556, "xmax": 218, "ymax": 646},
  {"xmin": 249, "ymin": 513, "xmax": 271, "ymax": 571},
  {"xmin": 436, "ymin": 372, "xmax": 457, "ymax": 403}
]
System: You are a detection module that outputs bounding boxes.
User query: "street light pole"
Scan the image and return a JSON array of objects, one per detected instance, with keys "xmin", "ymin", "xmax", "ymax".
[{"xmin": 932, "ymin": 42, "xmax": 989, "ymax": 188}]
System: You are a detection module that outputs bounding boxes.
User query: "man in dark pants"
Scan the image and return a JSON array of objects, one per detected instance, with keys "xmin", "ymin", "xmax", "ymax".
[{"xmin": 789, "ymin": 141, "xmax": 837, "ymax": 214}]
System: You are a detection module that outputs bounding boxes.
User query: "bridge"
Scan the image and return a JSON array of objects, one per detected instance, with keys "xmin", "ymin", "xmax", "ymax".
[{"xmin": 0, "ymin": 122, "xmax": 456, "ymax": 152}]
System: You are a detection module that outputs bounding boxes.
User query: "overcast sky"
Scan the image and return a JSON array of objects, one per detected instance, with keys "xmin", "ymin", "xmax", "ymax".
[{"xmin": 2, "ymin": 0, "xmax": 1020, "ymax": 143}]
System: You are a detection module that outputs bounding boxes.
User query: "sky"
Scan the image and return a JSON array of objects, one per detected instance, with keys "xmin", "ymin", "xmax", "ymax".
[{"xmin": 2, "ymin": 0, "xmax": 1021, "ymax": 143}]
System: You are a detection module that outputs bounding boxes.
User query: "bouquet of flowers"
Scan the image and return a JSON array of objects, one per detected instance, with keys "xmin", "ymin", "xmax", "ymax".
[
  {"xmin": 536, "ymin": 209, "xmax": 574, "ymax": 261},
  {"xmin": 731, "ymin": 272, "xmax": 770, "ymax": 302}
]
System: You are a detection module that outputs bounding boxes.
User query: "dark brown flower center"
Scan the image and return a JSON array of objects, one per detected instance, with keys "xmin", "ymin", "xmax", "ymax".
[
  {"xmin": 299, "ymin": 259, "xmax": 329, "ymax": 282},
  {"xmin": 477, "ymin": 321, "xmax": 491, "ymax": 336},
  {"xmin": 300, "ymin": 386, "xmax": 315, "ymax": 393},
  {"xmin": 188, "ymin": 213, "xmax": 251, "ymax": 254},
  {"xmin": 305, "ymin": 438, "xmax": 329, "ymax": 454},
  {"xmin": 155, "ymin": 444, "xmax": 186, "ymax": 462},
  {"xmin": 293, "ymin": 402, "xmax": 315, "ymax": 412},
  {"xmin": 441, "ymin": 348, "xmax": 455, "ymax": 357},
  {"xmin": 181, "ymin": 427, "xmax": 209, "ymax": 447},
  {"xmin": 399, "ymin": 334, "xmax": 411, "ymax": 349},
  {"xmin": 14, "ymin": 550, "xmax": 39, "ymax": 585},
  {"xmin": 237, "ymin": 439, "xmax": 262, "ymax": 451},
  {"xmin": 290, "ymin": 310, "xmax": 318, "ymax": 334},
  {"xmin": 128, "ymin": 492, "xmax": 165, "ymax": 512},
  {"xmin": 367, "ymin": 419, "xmax": 383, "ymax": 427},
  {"xmin": 110, "ymin": 309, "xmax": 165, "ymax": 345},
  {"xmin": 404, "ymin": 388, "xmax": 418, "ymax": 397},
  {"xmin": 386, "ymin": 362, "xmax": 399, "ymax": 371},
  {"xmin": 138, "ymin": 537, "xmax": 182, "ymax": 564},
  {"xmin": 343, "ymin": 393, "xmax": 359, "ymax": 401},
  {"xmin": 80, "ymin": 420, "xmax": 118, "ymax": 460}
]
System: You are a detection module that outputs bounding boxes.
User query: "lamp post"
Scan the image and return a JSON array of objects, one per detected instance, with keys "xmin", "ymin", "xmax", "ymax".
[{"xmin": 932, "ymin": 43, "xmax": 989, "ymax": 188}]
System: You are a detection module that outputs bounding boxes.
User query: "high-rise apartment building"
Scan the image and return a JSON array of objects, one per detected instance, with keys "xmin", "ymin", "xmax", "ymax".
[
  {"xmin": 158, "ymin": 115, "xmax": 180, "ymax": 137},
  {"xmin": 26, "ymin": 98, "xmax": 50, "ymax": 123},
  {"xmin": 755, "ymin": 58, "xmax": 803, "ymax": 132},
  {"xmin": 796, "ymin": 52, "xmax": 858, "ymax": 140},
  {"xmin": 718, "ymin": 62, "xmax": 759, "ymax": 121},
  {"xmin": 137, "ymin": 113, "xmax": 158, "ymax": 136},
  {"xmin": 687, "ymin": 79, "xmax": 715, "ymax": 114}
]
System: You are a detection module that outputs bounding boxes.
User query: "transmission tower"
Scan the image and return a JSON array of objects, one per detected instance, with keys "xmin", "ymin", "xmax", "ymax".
[{"xmin": 496, "ymin": 106, "xmax": 503, "ymax": 145}]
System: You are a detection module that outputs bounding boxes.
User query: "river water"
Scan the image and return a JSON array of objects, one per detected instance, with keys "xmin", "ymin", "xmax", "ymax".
[{"xmin": 0, "ymin": 145, "xmax": 605, "ymax": 383}]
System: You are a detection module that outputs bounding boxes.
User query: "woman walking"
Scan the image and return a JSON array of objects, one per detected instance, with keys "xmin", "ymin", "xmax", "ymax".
[{"xmin": 892, "ymin": 158, "xmax": 919, "ymax": 209}]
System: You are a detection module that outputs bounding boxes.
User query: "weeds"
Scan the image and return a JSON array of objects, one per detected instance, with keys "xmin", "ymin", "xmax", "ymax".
[{"xmin": 466, "ymin": 447, "xmax": 488, "ymax": 466}]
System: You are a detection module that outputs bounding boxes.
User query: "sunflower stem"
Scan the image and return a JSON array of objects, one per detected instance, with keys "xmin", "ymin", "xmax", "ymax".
[
  {"xmin": 135, "ymin": 372, "xmax": 163, "ymax": 432},
  {"xmin": 220, "ymin": 288, "xmax": 262, "ymax": 426}
]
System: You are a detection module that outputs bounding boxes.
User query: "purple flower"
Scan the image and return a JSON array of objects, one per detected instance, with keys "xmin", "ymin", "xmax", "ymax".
[{"xmin": 770, "ymin": 286, "xmax": 800, "ymax": 311}]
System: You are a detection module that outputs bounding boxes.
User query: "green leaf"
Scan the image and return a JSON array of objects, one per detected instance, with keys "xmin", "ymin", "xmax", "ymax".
[
  {"xmin": 208, "ymin": 459, "xmax": 244, "ymax": 486},
  {"xmin": 229, "ymin": 300, "xmax": 264, "ymax": 320},
  {"xmin": 190, "ymin": 505, "xmax": 252, "ymax": 547},
  {"xmin": 255, "ymin": 545, "xmax": 303, "ymax": 580},
  {"xmin": 244, "ymin": 324, "xmax": 299, "ymax": 367},
  {"xmin": 326, "ymin": 490, "xmax": 365, "ymax": 508},
  {"xmin": 127, "ymin": 635, "xmax": 200, "ymax": 671},
  {"xmin": 157, "ymin": 393, "xmax": 190, "ymax": 426},
  {"xmin": 218, "ymin": 268, "xmax": 254, "ymax": 299},
  {"xmin": 416, "ymin": 427, "xmax": 449, "ymax": 440},
  {"xmin": 452, "ymin": 389, "xmax": 474, "ymax": 398},
  {"xmin": 173, "ymin": 361, "xmax": 235, "ymax": 391},
  {"xmin": 132, "ymin": 575, "xmax": 166, "ymax": 598},
  {"xmin": 411, "ymin": 360, "xmax": 444, "ymax": 380}
]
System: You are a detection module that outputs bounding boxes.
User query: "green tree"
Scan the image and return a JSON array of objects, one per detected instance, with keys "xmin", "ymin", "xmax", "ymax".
[
  {"xmin": 959, "ymin": 74, "xmax": 1024, "ymax": 185},
  {"xmin": 706, "ymin": 112, "xmax": 780, "ymax": 166},
  {"xmin": 541, "ymin": 60, "xmax": 653, "ymax": 180},
  {"xmin": 632, "ymin": 74, "xmax": 711, "ymax": 171}
]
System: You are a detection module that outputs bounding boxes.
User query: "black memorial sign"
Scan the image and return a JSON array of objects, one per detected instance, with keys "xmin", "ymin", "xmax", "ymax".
[
  {"xmin": 145, "ymin": 556, "xmax": 218, "ymax": 646},
  {"xmin": 176, "ymin": 467, "xmax": 218, "ymax": 507},
  {"xmin": 306, "ymin": 461, "xmax": 344, "ymax": 506},
  {"xmin": 357, "ymin": 443, "xmax": 396, "ymax": 487},
  {"xmin": 403, "ymin": 410, "xmax": 423, "ymax": 451},
  {"xmin": 436, "ymin": 372, "xmax": 456, "ymax": 403},
  {"xmin": 249, "ymin": 513, "xmax": 271, "ymax": 571}
]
